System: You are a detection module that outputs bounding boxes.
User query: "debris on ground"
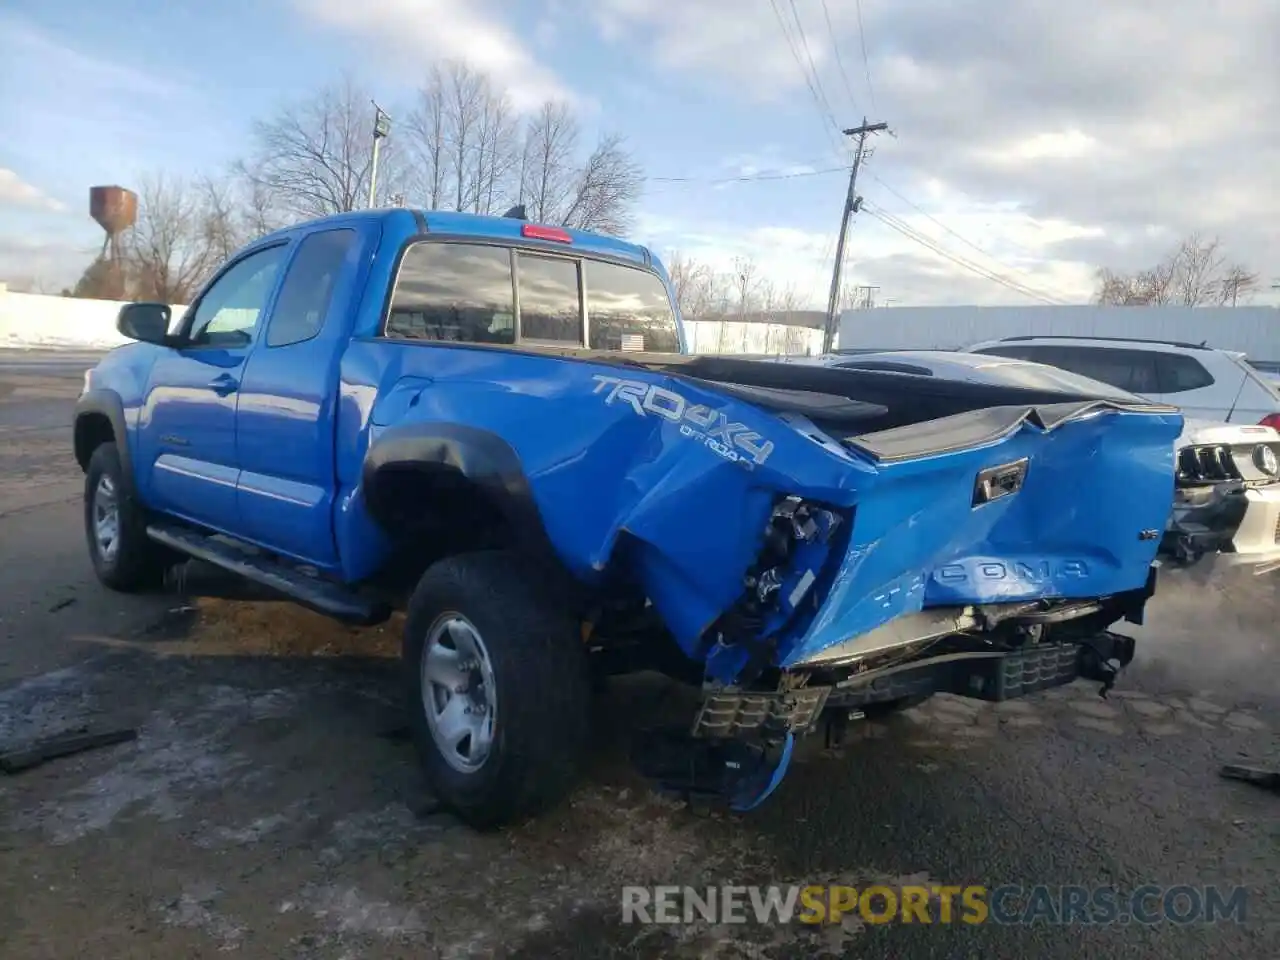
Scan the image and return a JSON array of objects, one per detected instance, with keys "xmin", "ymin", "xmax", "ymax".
[
  {"xmin": 1218, "ymin": 763, "xmax": 1280, "ymax": 792},
  {"xmin": 0, "ymin": 727, "xmax": 137, "ymax": 774}
]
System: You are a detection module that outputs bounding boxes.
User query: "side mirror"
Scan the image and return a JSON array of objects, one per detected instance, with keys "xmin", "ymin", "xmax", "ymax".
[{"xmin": 116, "ymin": 302, "xmax": 173, "ymax": 345}]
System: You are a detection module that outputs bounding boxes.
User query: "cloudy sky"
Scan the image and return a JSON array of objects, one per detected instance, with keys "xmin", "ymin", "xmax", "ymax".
[{"xmin": 2, "ymin": 0, "xmax": 1277, "ymax": 307}]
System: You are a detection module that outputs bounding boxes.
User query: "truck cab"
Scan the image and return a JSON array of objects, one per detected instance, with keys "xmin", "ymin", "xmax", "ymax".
[{"xmin": 76, "ymin": 208, "xmax": 685, "ymax": 589}]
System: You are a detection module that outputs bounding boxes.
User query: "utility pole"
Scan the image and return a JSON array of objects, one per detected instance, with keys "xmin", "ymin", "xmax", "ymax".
[
  {"xmin": 368, "ymin": 102, "xmax": 391, "ymax": 209},
  {"xmin": 822, "ymin": 119, "xmax": 889, "ymax": 353}
]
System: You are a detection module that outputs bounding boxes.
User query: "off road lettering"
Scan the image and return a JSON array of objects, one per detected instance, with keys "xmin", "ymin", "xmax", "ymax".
[{"xmin": 592, "ymin": 374, "xmax": 775, "ymax": 467}]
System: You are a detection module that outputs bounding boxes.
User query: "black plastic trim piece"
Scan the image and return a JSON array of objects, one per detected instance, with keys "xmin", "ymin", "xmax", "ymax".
[
  {"xmin": 361, "ymin": 422, "xmax": 557, "ymax": 561},
  {"xmin": 146, "ymin": 523, "xmax": 389, "ymax": 625},
  {"xmin": 74, "ymin": 390, "xmax": 133, "ymax": 488}
]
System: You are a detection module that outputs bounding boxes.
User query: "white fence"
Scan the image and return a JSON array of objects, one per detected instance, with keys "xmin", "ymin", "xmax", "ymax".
[
  {"xmin": 0, "ymin": 287, "xmax": 823, "ymax": 356},
  {"xmin": 0, "ymin": 289, "xmax": 168, "ymax": 350},
  {"xmin": 683, "ymin": 319, "xmax": 822, "ymax": 356}
]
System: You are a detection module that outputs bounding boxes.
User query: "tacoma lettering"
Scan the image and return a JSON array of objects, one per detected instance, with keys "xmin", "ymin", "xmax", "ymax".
[{"xmin": 935, "ymin": 560, "xmax": 1091, "ymax": 584}]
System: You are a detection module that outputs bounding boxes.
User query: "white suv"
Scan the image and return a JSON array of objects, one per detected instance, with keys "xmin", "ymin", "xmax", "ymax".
[{"xmin": 966, "ymin": 335, "xmax": 1280, "ymax": 429}]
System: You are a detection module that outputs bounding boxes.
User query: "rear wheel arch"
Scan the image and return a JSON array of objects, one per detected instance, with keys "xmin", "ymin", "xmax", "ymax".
[{"xmin": 362, "ymin": 423, "xmax": 575, "ymax": 593}]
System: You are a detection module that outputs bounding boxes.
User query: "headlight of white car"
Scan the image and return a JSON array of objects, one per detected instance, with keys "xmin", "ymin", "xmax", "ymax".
[{"xmin": 1252, "ymin": 444, "xmax": 1278, "ymax": 477}]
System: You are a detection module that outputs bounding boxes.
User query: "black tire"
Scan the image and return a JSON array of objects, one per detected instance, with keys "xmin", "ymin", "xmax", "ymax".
[
  {"xmin": 84, "ymin": 442, "xmax": 172, "ymax": 592},
  {"xmin": 403, "ymin": 549, "xmax": 592, "ymax": 829},
  {"xmin": 861, "ymin": 693, "xmax": 933, "ymax": 720}
]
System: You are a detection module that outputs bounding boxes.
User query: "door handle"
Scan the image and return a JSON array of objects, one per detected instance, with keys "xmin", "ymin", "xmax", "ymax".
[{"xmin": 208, "ymin": 373, "xmax": 239, "ymax": 396}]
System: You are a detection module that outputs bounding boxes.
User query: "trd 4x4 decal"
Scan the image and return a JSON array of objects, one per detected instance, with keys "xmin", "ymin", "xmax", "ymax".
[{"xmin": 591, "ymin": 374, "xmax": 775, "ymax": 468}]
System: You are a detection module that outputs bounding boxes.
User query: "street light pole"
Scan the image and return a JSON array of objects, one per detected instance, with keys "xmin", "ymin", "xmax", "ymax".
[{"xmin": 368, "ymin": 102, "xmax": 391, "ymax": 209}]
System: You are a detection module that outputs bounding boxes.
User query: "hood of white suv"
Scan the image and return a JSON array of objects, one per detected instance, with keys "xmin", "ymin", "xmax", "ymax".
[{"xmin": 1179, "ymin": 418, "xmax": 1280, "ymax": 447}]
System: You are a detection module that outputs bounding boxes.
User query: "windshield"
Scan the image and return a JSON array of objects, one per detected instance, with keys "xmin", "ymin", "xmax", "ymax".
[{"xmin": 1235, "ymin": 357, "xmax": 1280, "ymax": 402}]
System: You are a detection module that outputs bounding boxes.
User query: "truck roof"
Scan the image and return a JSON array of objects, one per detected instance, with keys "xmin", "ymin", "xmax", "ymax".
[{"xmin": 258, "ymin": 208, "xmax": 655, "ymax": 267}]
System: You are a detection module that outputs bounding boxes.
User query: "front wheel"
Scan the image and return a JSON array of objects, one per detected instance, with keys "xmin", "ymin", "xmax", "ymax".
[
  {"xmin": 403, "ymin": 550, "xmax": 592, "ymax": 829},
  {"xmin": 84, "ymin": 442, "xmax": 173, "ymax": 592}
]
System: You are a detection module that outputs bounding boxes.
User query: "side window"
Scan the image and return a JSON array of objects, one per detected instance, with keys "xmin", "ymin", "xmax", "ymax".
[
  {"xmin": 187, "ymin": 245, "xmax": 287, "ymax": 348},
  {"xmin": 385, "ymin": 242, "xmax": 515, "ymax": 343},
  {"xmin": 987, "ymin": 345, "xmax": 1160, "ymax": 394},
  {"xmin": 517, "ymin": 254, "xmax": 582, "ymax": 343},
  {"xmin": 584, "ymin": 260, "xmax": 680, "ymax": 352},
  {"xmin": 1155, "ymin": 353, "xmax": 1215, "ymax": 393},
  {"xmin": 267, "ymin": 229, "xmax": 356, "ymax": 348},
  {"xmin": 1071, "ymin": 348, "xmax": 1160, "ymax": 394}
]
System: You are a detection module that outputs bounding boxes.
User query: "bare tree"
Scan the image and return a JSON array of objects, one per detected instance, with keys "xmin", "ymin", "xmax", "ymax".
[
  {"xmin": 1095, "ymin": 234, "xmax": 1258, "ymax": 307},
  {"xmin": 472, "ymin": 80, "xmax": 519, "ymax": 215},
  {"xmin": 241, "ymin": 75, "xmax": 404, "ymax": 218},
  {"xmin": 520, "ymin": 101, "xmax": 579, "ymax": 224},
  {"xmin": 775, "ymin": 283, "xmax": 803, "ymax": 316},
  {"xmin": 125, "ymin": 174, "xmax": 221, "ymax": 303},
  {"xmin": 1220, "ymin": 265, "xmax": 1260, "ymax": 307},
  {"xmin": 516, "ymin": 102, "xmax": 642, "ymax": 234},
  {"xmin": 406, "ymin": 62, "xmax": 521, "ymax": 216},
  {"xmin": 730, "ymin": 256, "xmax": 759, "ymax": 318},
  {"xmin": 667, "ymin": 252, "xmax": 716, "ymax": 317},
  {"xmin": 237, "ymin": 65, "xmax": 641, "ymax": 231},
  {"xmin": 559, "ymin": 135, "xmax": 643, "ymax": 235},
  {"xmin": 1169, "ymin": 234, "xmax": 1226, "ymax": 306},
  {"xmin": 407, "ymin": 66, "xmax": 450, "ymax": 210}
]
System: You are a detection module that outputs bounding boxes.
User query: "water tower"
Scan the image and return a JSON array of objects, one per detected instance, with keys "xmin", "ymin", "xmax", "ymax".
[
  {"xmin": 86, "ymin": 185, "xmax": 137, "ymax": 300},
  {"xmin": 89, "ymin": 185, "xmax": 137, "ymax": 262}
]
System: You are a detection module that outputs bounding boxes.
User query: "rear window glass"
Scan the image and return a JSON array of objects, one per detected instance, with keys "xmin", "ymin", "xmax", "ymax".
[
  {"xmin": 385, "ymin": 242, "xmax": 515, "ymax": 343},
  {"xmin": 585, "ymin": 260, "xmax": 680, "ymax": 352},
  {"xmin": 977, "ymin": 345, "xmax": 1161, "ymax": 394},
  {"xmin": 1155, "ymin": 354, "xmax": 1214, "ymax": 392},
  {"xmin": 517, "ymin": 254, "xmax": 582, "ymax": 342},
  {"xmin": 268, "ymin": 228, "xmax": 355, "ymax": 347},
  {"xmin": 974, "ymin": 360, "xmax": 1143, "ymax": 401}
]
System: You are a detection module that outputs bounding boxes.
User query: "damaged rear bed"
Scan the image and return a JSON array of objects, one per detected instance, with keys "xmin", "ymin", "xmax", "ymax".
[{"xmin": 573, "ymin": 353, "xmax": 1183, "ymax": 809}]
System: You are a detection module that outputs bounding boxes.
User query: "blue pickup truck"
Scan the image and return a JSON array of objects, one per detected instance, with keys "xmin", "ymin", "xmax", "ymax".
[{"xmin": 75, "ymin": 207, "xmax": 1183, "ymax": 827}]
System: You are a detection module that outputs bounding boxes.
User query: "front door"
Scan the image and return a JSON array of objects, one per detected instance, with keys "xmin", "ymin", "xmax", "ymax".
[
  {"xmin": 138, "ymin": 242, "xmax": 289, "ymax": 532},
  {"xmin": 234, "ymin": 226, "xmax": 366, "ymax": 569}
]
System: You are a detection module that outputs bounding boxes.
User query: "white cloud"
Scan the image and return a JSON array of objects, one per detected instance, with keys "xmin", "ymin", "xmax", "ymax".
[
  {"xmin": 636, "ymin": 186, "xmax": 1106, "ymax": 311},
  {"xmin": 587, "ymin": 0, "xmax": 843, "ymax": 103},
  {"xmin": 592, "ymin": 0, "xmax": 1280, "ymax": 303},
  {"xmin": 0, "ymin": 169, "xmax": 67, "ymax": 213},
  {"xmin": 0, "ymin": 235, "xmax": 93, "ymax": 290},
  {"xmin": 294, "ymin": 0, "xmax": 574, "ymax": 111}
]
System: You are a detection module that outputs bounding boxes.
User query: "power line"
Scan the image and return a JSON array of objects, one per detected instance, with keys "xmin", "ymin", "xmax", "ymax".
[
  {"xmin": 866, "ymin": 202, "xmax": 1064, "ymax": 305},
  {"xmin": 870, "ymin": 172, "xmax": 1051, "ymax": 283},
  {"xmin": 648, "ymin": 165, "xmax": 846, "ymax": 184},
  {"xmin": 853, "ymin": 0, "xmax": 877, "ymax": 109},
  {"xmin": 862, "ymin": 200, "xmax": 1066, "ymax": 305},
  {"xmin": 786, "ymin": 0, "xmax": 839, "ymax": 123},
  {"xmin": 766, "ymin": 0, "xmax": 848, "ymax": 158},
  {"xmin": 820, "ymin": 0, "xmax": 860, "ymax": 112}
]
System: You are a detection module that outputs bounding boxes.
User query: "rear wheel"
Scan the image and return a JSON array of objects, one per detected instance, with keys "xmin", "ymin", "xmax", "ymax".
[
  {"xmin": 84, "ymin": 442, "xmax": 173, "ymax": 592},
  {"xmin": 403, "ymin": 550, "xmax": 592, "ymax": 829}
]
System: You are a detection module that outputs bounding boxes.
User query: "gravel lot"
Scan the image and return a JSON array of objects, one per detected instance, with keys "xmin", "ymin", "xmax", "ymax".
[{"xmin": 1, "ymin": 348, "xmax": 1277, "ymax": 959}]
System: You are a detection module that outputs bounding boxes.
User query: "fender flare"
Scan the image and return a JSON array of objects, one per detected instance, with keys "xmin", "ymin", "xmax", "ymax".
[
  {"xmin": 74, "ymin": 389, "xmax": 134, "ymax": 491},
  {"xmin": 361, "ymin": 422, "xmax": 556, "ymax": 561}
]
